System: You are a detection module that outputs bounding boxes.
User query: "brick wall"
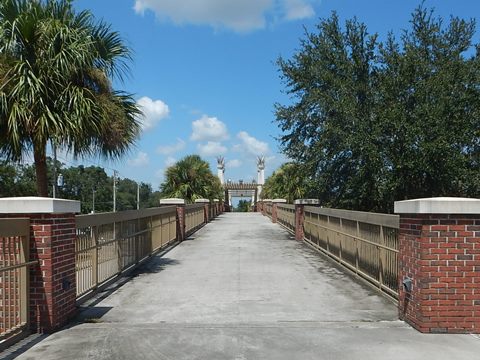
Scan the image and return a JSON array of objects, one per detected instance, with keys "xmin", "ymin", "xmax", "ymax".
[
  {"xmin": 295, "ymin": 204, "xmax": 305, "ymax": 241},
  {"xmin": 4, "ymin": 213, "xmax": 77, "ymax": 333},
  {"xmin": 399, "ymin": 213, "xmax": 480, "ymax": 333},
  {"xmin": 176, "ymin": 206, "xmax": 186, "ymax": 242}
]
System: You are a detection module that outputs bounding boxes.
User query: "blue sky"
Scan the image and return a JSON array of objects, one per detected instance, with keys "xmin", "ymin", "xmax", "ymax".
[{"xmin": 69, "ymin": 0, "xmax": 480, "ymax": 189}]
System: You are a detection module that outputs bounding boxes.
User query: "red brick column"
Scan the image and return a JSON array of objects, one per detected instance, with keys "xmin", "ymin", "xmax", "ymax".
[
  {"xmin": 260, "ymin": 201, "xmax": 267, "ymax": 216},
  {"xmin": 395, "ymin": 197, "xmax": 480, "ymax": 334},
  {"xmin": 160, "ymin": 199, "xmax": 186, "ymax": 242},
  {"xmin": 30, "ymin": 213, "xmax": 77, "ymax": 332},
  {"xmin": 195, "ymin": 199, "xmax": 210, "ymax": 224},
  {"xmin": 271, "ymin": 204, "xmax": 278, "ymax": 223},
  {"xmin": 295, "ymin": 203, "xmax": 305, "ymax": 241},
  {"xmin": 257, "ymin": 201, "xmax": 263, "ymax": 214},
  {"xmin": 176, "ymin": 205, "xmax": 186, "ymax": 242},
  {"xmin": 0, "ymin": 197, "xmax": 80, "ymax": 333},
  {"xmin": 294, "ymin": 199, "xmax": 320, "ymax": 241}
]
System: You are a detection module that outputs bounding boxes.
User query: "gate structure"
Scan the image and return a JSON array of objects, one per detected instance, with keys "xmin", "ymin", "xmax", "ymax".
[
  {"xmin": 218, "ymin": 156, "xmax": 265, "ymax": 211},
  {"xmin": 0, "ymin": 217, "xmax": 34, "ymax": 347}
]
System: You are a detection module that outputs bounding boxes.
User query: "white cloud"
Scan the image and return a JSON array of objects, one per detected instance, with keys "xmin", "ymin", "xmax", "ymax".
[
  {"xmin": 191, "ymin": 115, "xmax": 229, "ymax": 142},
  {"xmin": 233, "ymin": 131, "xmax": 270, "ymax": 156},
  {"xmin": 197, "ymin": 141, "xmax": 227, "ymax": 157},
  {"xmin": 127, "ymin": 151, "xmax": 150, "ymax": 167},
  {"xmin": 226, "ymin": 159, "xmax": 242, "ymax": 168},
  {"xmin": 157, "ymin": 139, "xmax": 186, "ymax": 155},
  {"xmin": 284, "ymin": 0, "xmax": 315, "ymax": 20},
  {"xmin": 165, "ymin": 156, "xmax": 177, "ymax": 167},
  {"xmin": 133, "ymin": 0, "xmax": 315, "ymax": 33},
  {"xmin": 137, "ymin": 96, "xmax": 170, "ymax": 131}
]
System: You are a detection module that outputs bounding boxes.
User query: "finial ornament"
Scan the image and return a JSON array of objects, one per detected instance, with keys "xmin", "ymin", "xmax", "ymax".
[
  {"xmin": 217, "ymin": 156, "xmax": 225, "ymax": 170},
  {"xmin": 256, "ymin": 156, "xmax": 265, "ymax": 170}
]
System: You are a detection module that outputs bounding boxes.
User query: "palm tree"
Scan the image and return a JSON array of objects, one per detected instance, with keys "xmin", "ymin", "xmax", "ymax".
[
  {"xmin": 262, "ymin": 163, "xmax": 309, "ymax": 203},
  {"xmin": 161, "ymin": 155, "xmax": 223, "ymax": 203},
  {"xmin": 0, "ymin": 0, "xmax": 141, "ymax": 196}
]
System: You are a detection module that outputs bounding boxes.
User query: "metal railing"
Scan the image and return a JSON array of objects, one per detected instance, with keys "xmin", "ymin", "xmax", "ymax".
[
  {"xmin": 75, "ymin": 206, "xmax": 177, "ymax": 299},
  {"xmin": 0, "ymin": 218, "xmax": 34, "ymax": 341},
  {"xmin": 303, "ymin": 207, "xmax": 399, "ymax": 299},
  {"xmin": 185, "ymin": 204, "xmax": 205, "ymax": 236},
  {"xmin": 277, "ymin": 204, "xmax": 296, "ymax": 234}
]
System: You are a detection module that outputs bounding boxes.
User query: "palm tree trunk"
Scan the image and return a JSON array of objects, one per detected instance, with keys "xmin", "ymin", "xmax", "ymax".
[{"xmin": 33, "ymin": 141, "xmax": 49, "ymax": 197}]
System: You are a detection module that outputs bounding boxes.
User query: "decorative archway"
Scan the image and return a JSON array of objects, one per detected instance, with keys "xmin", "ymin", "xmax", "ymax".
[{"xmin": 217, "ymin": 156, "xmax": 265, "ymax": 212}]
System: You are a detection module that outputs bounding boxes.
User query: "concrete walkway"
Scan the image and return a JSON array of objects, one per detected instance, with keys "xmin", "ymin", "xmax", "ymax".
[{"xmin": 12, "ymin": 213, "xmax": 480, "ymax": 359}]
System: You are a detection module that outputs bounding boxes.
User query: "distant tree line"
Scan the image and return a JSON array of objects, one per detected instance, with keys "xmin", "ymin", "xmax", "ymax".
[
  {"xmin": 0, "ymin": 159, "xmax": 159, "ymax": 213},
  {"xmin": 236, "ymin": 200, "xmax": 252, "ymax": 212},
  {"xmin": 274, "ymin": 6, "xmax": 480, "ymax": 212}
]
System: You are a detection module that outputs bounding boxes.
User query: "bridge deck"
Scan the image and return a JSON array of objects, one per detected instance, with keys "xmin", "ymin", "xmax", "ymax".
[{"xmin": 15, "ymin": 213, "xmax": 480, "ymax": 359}]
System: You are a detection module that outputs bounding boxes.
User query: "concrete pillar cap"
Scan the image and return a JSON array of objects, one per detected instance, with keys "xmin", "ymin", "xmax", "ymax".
[
  {"xmin": 294, "ymin": 199, "xmax": 320, "ymax": 205},
  {"xmin": 194, "ymin": 199, "xmax": 210, "ymax": 204},
  {"xmin": 394, "ymin": 197, "xmax": 480, "ymax": 214},
  {"xmin": 262, "ymin": 199, "xmax": 272, "ymax": 202},
  {"xmin": 160, "ymin": 198, "xmax": 185, "ymax": 205},
  {"xmin": 272, "ymin": 199, "xmax": 288, "ymax": 203},
  {"xmin": 0, "ymin": 197, "xmax": 80, "ymax": 214},
  {"xmin": 213, "ymin": 199, "xmax": 220, "ymax": 203}
]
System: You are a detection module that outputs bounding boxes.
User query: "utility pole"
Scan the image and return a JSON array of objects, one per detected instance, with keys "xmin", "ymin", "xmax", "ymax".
[
  {"xmin": 113, "ymin": 170, "xmax": 118, "ymax": 212},
  {"xmin": 92, "ymin": 187, "xmax": 96, "ymax": 214},
  {"xmin": 137, "ymin": 182, "xmax": 140, "ymax": 210}
]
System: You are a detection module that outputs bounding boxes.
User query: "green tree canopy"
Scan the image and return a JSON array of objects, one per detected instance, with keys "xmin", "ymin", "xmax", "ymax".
[
  {"xmin": 160, "ymin": 155, "xmax": 223, "ymax": 203},
  {"xmin": 0, "ymin": 0, "xmax": 141, "ymax": 196},
  {"xmin": 275, "ymin": 6, "xmax": 480, "ymax": 212},
  {"xmin": 262, "ymin": 163, "xmax": 310, "ymax": 203},
  {"xmin": 236, "ymin": 199, "xmax": 251, "ymax": 212}
]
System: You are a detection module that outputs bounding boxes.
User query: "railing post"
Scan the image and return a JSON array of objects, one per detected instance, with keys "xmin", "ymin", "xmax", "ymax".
[
  {"xmin": 214, "ymin": 199, "xmax": 220, "ymax": 218},
  {"xmin": 395, "ymin": 197, "xmax": 480, "ymax": 334},
  {"xmin": 195, "ymin": 199, "xmax": 210, "ymax": 224},
  {"xmin": 0, "ymin": 197, "xmax": 80, "ymax": 333},
  {"xmin": 160, "ymin": 199, "xmax": 186, "ymax": 242},
  {"xmin": 271, "ymin": 199, "xmax": 287, "ymax": 223},
  {"xmin": 92, "ymin": 225, "xmax": 98, "ymax": 290},
  {"xmin": 294, "ymin": 200, "xmax": 319, "ymax": 241},
  {"xmin": 257, "ymin": 201, "xmax": 262, "ymax": 214},
  {"xmin": 261, "ymin": 200, "xmax": 268, "ymax": 216}
]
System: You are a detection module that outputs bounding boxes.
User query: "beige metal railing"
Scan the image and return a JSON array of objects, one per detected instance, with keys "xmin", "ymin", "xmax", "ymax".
[
  {"xmin": 0, "ymin": 218, "xmax": 34, "ymax": 341},
  {"xmin": 277, "ymin": 204, "xmax": 296, "ymax": 234},
  {"xmin": 185, "ymin": 204, "xmax": 205, "ymax": 236},
  {"xmin": 75, "ymin": 206, "xmax": 177, "ymax": 298},
  {"xmin": 303, "ymin": 207, "xmax": 399, "ymax": 299}
]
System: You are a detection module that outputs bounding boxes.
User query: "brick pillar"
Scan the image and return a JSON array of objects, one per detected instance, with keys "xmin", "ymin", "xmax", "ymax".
[
  {"xmin": 0, "ymin": 197, "xmax": 80, "ymax": 333},
  {"xmin": 160, "ymin": 198, "xmax": 186, "ymax": 242},
  {"xmin": 257, "ymin": 201, "xmax": 263, "ymax": 214},
  {"xmin": 395, "ymin": 197, "xmax": 480, "ymax": 334},
  {"xmin": 294, "ymin": 199, "xmax": 320, "ymax": 241},
  {"xmin": 195, "ymin": 199, "xmax": 210, "ymax": 224}
]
